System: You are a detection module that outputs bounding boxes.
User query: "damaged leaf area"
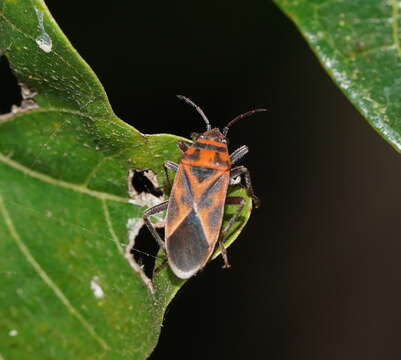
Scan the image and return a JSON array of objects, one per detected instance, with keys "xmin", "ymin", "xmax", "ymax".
[
  {"xmin": 0, "ymin": 1, "xmax": 253, "ymax": 359},
  {"xmin": 275, "ymin": 0, "xmax": 401, "ymax": 153}
]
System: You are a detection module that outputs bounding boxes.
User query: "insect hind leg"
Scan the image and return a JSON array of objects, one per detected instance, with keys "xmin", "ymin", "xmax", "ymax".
[
  {"xmin": 230, "ymin": 166, "xmax": 260, "ymax": 208},
  {"xmin": 219, "ymin": 196, "xmax": 245, "ymax": 268},
  {"xmin": 143, "ymin": 200, "xmax": 169, "ymax": 250}
]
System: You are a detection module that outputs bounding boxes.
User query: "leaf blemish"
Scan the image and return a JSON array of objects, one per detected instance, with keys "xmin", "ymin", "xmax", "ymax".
[
  {"xmin": 0, "ymin": 55, "xmax": 21, "ymax": 116},
  {"xmin": 34, "ymin": 7, "xmax": 52, "ymax": 53},
  {"xmin": 126, "ymin": 169, "xmax": 166, "ymax": 294},
  {"xmin": 8, "ymin": 330, "xmax": 18, "ymax": 337},
  {"xmin": 125, "ymin": 217, "xmax": 156, "ymax": 294},
  {"xmin": 90, "ymin": 276, "xmax": 105, "ymax": 299},
  {"xmin": 128, "ymin": 169, "xmax": 165, "ymax": 226},
  {"xmin": 0, "ymin": 82, "xmax": 38, "ymax": 122}
]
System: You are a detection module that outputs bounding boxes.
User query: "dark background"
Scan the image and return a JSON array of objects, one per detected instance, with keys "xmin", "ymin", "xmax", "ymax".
[{"xmin": 2, "ymin": 2, "xmax": 401, "ymax": 359}]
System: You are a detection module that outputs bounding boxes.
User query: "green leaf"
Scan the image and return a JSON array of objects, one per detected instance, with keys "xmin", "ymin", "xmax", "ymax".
[
  {"xmin": 0, "ymin": 0, "xmax": 252, "ymax": 359},
  {"xmin": 275, "ymin": 0, "xmax": 401, "ymax": 152}
]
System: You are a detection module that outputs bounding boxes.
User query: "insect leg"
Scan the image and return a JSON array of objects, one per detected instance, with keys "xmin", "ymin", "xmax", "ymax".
[
  {"xmin": 219, "ymin": 196, "xmax": 245, "ymax": 268},
  {"xmin": 177, "ymin": 140, "xmax": 192, "ymax": 153},
  {"xmin": 163, "ymin": 160, "xmax": 179, "ymax": 190},
  {"xmin": 143, "ymin": 200, "xmax": 169, "ymax": 250},
  {"xmin": 219, "ymin": 241, "xmax": 230, "ymax": 268},
  {"xmin": 230, "ymin": 165, "xmax": 260, "ymax": 208},
  {"xmin": 230, "ymin": 145, "xmax": 249, "ymax": 165}
]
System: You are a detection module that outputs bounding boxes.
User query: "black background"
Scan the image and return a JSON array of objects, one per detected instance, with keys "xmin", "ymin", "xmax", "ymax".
[{"xmin": 2, "ymin": 2, "xmax": 401, "ymax": 359}]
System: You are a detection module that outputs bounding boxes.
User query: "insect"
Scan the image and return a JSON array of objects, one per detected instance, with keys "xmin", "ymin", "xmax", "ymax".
[{"xmin": 143, "ymin": 95, "xmax": 266, "ymax": 279}]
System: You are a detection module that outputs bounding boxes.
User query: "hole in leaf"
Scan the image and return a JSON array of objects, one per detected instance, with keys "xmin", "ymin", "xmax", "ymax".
[
  {"xmin": 130, "ymin": 169, "xmax": 163, "ymax": 197},
  {"xmin": 0, "ymin": 56, "xmax": 22, "ymax": 115},
  {"xmin": 131, "ymin": 225, "xmax": 163, "ymax": 279},
  {"xmin": 127, "ymin": 169, "xmax": 166, "ymax": 284}
]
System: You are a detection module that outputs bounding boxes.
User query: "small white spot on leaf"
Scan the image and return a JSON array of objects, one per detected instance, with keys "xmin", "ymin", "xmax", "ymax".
[
  {"xmin": 9, "ymin": 329, "xmax": 18, "ymax": 337},
  {"xmin": 34, "ymin": 7, "xmax": 53, "ymax": 53},
  {"xmin": 90, "ymin": 276, "xmax": 105, "ymax": 299}
]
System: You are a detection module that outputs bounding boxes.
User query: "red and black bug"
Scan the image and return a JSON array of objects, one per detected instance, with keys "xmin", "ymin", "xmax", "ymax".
[{"xmin": 144, "ymin": 96, "xmax": 265, "ymax": 279}]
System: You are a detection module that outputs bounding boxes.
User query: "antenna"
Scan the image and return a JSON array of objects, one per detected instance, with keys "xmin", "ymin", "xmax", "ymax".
[
  {"xmin": 223, "ymin": 108, "xmax": 267, "ymax": 136},
  {"xmin": 177, "ymin": 95, "xmax": 211, "ymax": 131}
]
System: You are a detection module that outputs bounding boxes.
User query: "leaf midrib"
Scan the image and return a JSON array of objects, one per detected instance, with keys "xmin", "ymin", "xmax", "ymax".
[{"xmin": 0, "ymin": 152, "xmax": 129, "ymax": 203}]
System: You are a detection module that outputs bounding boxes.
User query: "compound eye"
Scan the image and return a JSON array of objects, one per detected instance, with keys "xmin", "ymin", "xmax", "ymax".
[{"xmin": 190, "ymin": 132, "xmax": 200, "ymax": 141}]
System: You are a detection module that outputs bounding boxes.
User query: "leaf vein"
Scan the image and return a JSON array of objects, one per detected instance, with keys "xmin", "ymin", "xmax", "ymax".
[
  {"xmin": 391, "ymin": 0, "xmax": 401, "ymax": 58},
  {"xmin": 0, "ymin": 153, "xmax": 129, "ymax": 203},
  {"xmin": 0, "ymin": 107, "xmax": 144, "ymax": 139},
  {"xmin": 102, "ymin": 199, "xmax": 124, "ymax": 255},
  {"xmin": 102, "ymin": 200, "xmax": 155, "ymax": 293},
  {"xmin": 344, "ymin": 44, "xmax": 396, "ymax": 62},
  {"xmin": 0, "ymin": 195, "xmax": 111, "ymax": 351},
  {"xmin": 83, "ymin": 147, "xmax": 130, "ymax": 187}
]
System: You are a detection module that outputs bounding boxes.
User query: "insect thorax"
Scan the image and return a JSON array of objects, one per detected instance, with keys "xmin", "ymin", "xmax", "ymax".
[{"xmin": 182, "ymin": 129, "xmax": 231, "ymax": 170}]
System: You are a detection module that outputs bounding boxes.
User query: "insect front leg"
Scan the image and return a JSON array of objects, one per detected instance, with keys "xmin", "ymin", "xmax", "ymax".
[
  {"xmin": 219, "ymin": 196, "xmax": 246, "ymax": 268},
  {"xmin": 163, "ymin": 160, "xmax": 179, "ymax": 191},
  {"xmin": 143, "ymin": 200, "xmax": 169, "ymax": 250},
  {"xmin": 230, "ymin": 165, "xmax": 260, "ymax": 208},
  {"xmin": 230, "ymin": 145, "xmax": 248, "ymax": 165}
]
